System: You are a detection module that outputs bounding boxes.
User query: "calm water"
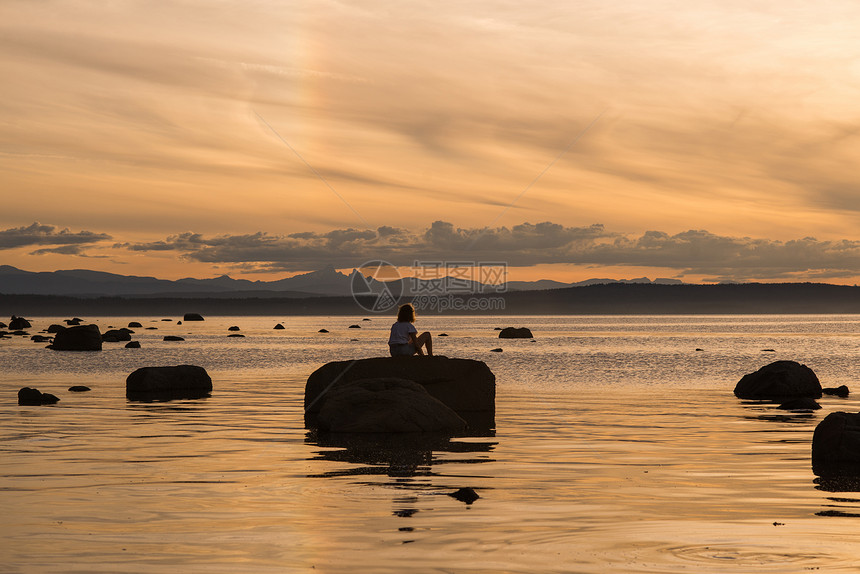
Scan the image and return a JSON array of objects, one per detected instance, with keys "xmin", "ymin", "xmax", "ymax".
[{"xmin": 3, "ymin": 314, "xmax": 860, "ymax": 573}]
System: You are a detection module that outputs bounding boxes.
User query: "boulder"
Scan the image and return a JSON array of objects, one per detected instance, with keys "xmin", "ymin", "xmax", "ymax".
[
  {"xmin": 18, "ymin": 387, "xmax": 59, "ymax": 405},
  {"xmin": 126, "ymin": 365, "xmax": 212, "ymax": 400},
  {"xmin": 46, "ymin": 324, "xmax": 65, "ymax": 333},
  {"xmin": 125, "ymin": 341, "xmax": 141, "ymax": 348},
  {"xmin": 49, "ymin": 324, "xmax": 103, "ymax": 351},
  {"xmin": 163, "ymin": 336, "xmax": 185, "ymax": 341},
  {"xmin": 274, "ymin": 323, "xmax": 285, "ymax": 330},
  {"xmin": 306, "ymin": 356, "xmax": 495, "ymax": 429},
  {"xmin": 317, "ymin": 378, "xmax": 467, "ymax": 433},
  {"xmin": 733, "ymin": 360, "xmax": 822, "ymax": 400},
  {"xmin": 824, "ymin": 386, "xmax": 850, "ymax": 398},
  {"xmin": 128, "ymin": 321, "xmax": 143, "ymax": 328},
  {"xmin": 9, "ymin": 316, "xmax": 31, "ymax": 330},
  {"xmin": 102, "ymin": 329, "xmax": 132, "ymax": 342},
  {"xmin": 183, "ymin": 313, "xmax": 204, "ymax": 321},
  {"xmin": 498, "ymin": 327, "xmax": 533, "ymax": 339},
  {"xmin": 813, "ymin": 412, "xmax": 860, "ymax": 476}
]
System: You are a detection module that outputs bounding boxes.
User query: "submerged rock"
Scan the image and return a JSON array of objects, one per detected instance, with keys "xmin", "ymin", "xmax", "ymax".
[
  {"xmin": 183, "ymin": 313, "xmax": 204, "ymax": 321},
  {"xmin": 778, "ymin": 397, "xmax": 821, "ymax": 411},
  {"xmin": 823, "ymin": 386, "xmax": 851, "ymax": 398},
  {"xmin": 68, "ymin": 386, "xmax": 91, "ymax": 392},
  {"xmin": 317, "ymin": 378, "xmax": 467, "ymax": 433},
  {"xmin": 126, "ymin": 365, "xmax": 212, "ymax": 401},
  {"xmin": 18, "ymin": 387, "xmax": 59, "ymax": 405},
  {"xmin": 813, "ymin": 412, "xmax": 860, "ymax": 476},
  {"xmin": 448, "ymin": 487, "xmax": 480, "ymax": 504},
  {"xmin": 306, "ymin": 356, "xmax": 495, "ymax": 430},
  {"xmin": 163, "ymin": 336, "xmax": 185, "ymax": 341},
  {"xmin": 227, "ymin": 333, "xmax": 245, "ymax": 338},
  {"xmin": 733, "ymin": 360, "xmax": 822, "ymax": 400},
  {"xmin": 49, "ymin": 324, "xmax": 102, "ymax": 351},
  {"xmin": 498, "ymin": 327, "xmax": 533, "ymax": 339}
]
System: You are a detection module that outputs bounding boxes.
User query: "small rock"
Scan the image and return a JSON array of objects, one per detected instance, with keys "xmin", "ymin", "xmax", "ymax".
[
  {"xmin": 448, "ymin": 487, "xmax": 480, "ymax": 504},
  {"xmin": 490, "ymin": 348, "xmax": 503, "ymax": 352},
  {"xmin": 102, "ymin": 329, "xmax": 132, "ymax": 342},
  {"xmin": 64, "ymin": 318, "xmax": 82, "ymax": 326},
  {"xmin": 761, "ymin": 349, "xmax": 776, "ymax": 352},
  {"xmin": 46, "ymin": 324, "xmax": 65, "ymax": 333},
  {"xmin": 145, "ymin": 327, "xmax": 158, "ymax": 330},
  {"xmin": 125, "ymin": 341, "xmax": 141, "ymax": 348},
  {"xmin": 274, "ymin": 324, "xmax": 285, "ymax": 330},
  {"xmin": 228, "ymin": 326, "xmax": 240, "ymax": 331},
  {"xmin": 128, "ymin": 322, "xmax": 143, "ymax": 328},
  {"xmin": 695, "ymin": 348, "xmax": 704, "ymax": 352},
  {"xmin": 18, "ymin": 387, "xmax": 59, "ymax": 405},
  {"xmin": 439, "ymin": 333, "xmax": 449, "ymax": 337},
  {"xmin": 177, "ymin": 321, "xmax": 182, "ymax": 325},
  {"xmin": 9, "ymin": 316, "xmax": 32, "ymax": 330},
  {"xmin": 68, "ymin": 386, "xmax": 91, "ymax": 392},
  {"xmin": 778, "ymin": 398, "xmax": 821, "ymax": 411},
  {"xmin": 227, "ymin": 334, "xmax": 245, "ymax": 338},
  {"xmin": 348, "ymin": 324, "xmax": 361, "ymax": 329},
  {"xmin": 183, "ymin": 313, "xmax": 204, "ymax": 321},
  {"xmin": 12, "ymin": 331, "xmax": 29, "ymax": 336},
  {"xmin": 31, "ymin": 335, "xmax": 52, "ymax": 343},
  {"xmin": 0, "ymin": 322, "xmax": 6, "ymax": 328},
  {"xmin": 318, "ymin": 329, "xmax": 329, "ymax": 333},
  {"xmin": 499, "ymin": 327, "xmax": 533, "ymax": 339},
  {"xmin": 362, "ymin": 318, "xmax": 371, "ymax": 321},
  {"xmin": 161, "ymin": 318, "xmax": 173, "ymax": 322},
  {"xmin": 823, "ymin": 385, "xmax": 850, "ymax": 397},
  {"xmin": 163, "ymin": 336, "xmax": 185, "ymax": 341},
  {"xmin": 493, "ymin": 327, "xmax": 502, "ymax": 331}
]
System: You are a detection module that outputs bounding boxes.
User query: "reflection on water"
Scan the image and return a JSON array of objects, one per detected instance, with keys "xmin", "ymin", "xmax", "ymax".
[{"xmin": 3, "ymin": 315, "xmax": 860, "ymax": 572}]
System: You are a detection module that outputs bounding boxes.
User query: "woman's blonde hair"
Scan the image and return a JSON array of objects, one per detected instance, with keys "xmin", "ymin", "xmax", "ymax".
[{"xmin": 396, "ymin": 303, "xmax": 415, "ymax": 323}]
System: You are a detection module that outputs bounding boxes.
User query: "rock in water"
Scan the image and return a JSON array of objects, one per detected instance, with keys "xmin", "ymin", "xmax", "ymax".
[
  {"xmin": 9, "ymin": 316, "xmax": 31, "ymax": 330},
  {"xmin": 490, "ymin": 348, "xmax": 503, "ymax": 353},
  {"xmin": 102, "ymin": 329, "xmax": 132, "ymax": 342},
  {"xmin": 126, "ymin": 365, "xmax": 212, "ymax": 401},
  {"xmin": 68, "ymin": 386, "xmax": 91, "ymax": 392},
  {"xmin": 733, "ymin": 360, "xmax": 821, "ymax": 400},
  {"xmin": 823, "ymin": 385, "xmax": 850, "ymax": 397},
  {"xmin": 128, "ymin": 321, "xmax": 143, "ymax": 328},
  {"xmin": 306, "ymin": 356, "xmax": 495, "ymax": 429},
  {"xmin": 18, "ymin": 387, "xmax": 59, "ymax": 405},
  {"xmin": 317, "ymin": 378, "xmax": 467, "ymax": 433},
  {"xmin": 448, "ymin": 487, "xmax": 480, "ymax": 504},
  {"xmin": 183, "ymin": 313, "xmax": 204, "ymax": 321},
  {"xmin": 163, "ymin": 336, "xmax": 185, "ymax": 341},
  {"xmin": 813, "ymin": 412, "xmax": 860, "ymax": 476},
  {"xmin": 228, "ymin": 326, "xmax": 240, "ymax": 331},
  {"xmin": 125, "ymin": 341, "xmax": 141, "ymax": 348},
  {"xmin": 46, "ymin": 324, "xmax": 65, "ymax": 333},
  {"xmin": 318, "ymin": 329, "xmax": 329, "ymax": 333},
  {"xmin": 778, "ymin": 397, "xmax": 821, "ymax": 411},
  {"xmin": 348, "ymin": 324, "xmax": 361, "ymax": 329},
  {"xmin": 49, "ymin": 324, "xmax": 103, "ymax": 351},
  {"xmin": 274, "ymin": 323, "xmax": 285, "ymax": 330},
  {"xmin": 498, "ymin": 327, "xmax": 533, "ymax": 339}
]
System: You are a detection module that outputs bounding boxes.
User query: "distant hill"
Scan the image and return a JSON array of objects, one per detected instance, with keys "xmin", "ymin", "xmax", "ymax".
[
  {"xmin": 0, "ymin": 265, "xmax": 683, "ymax": 298},
  {"xmin": 2, "ymin": 282, "xmax": 859, "ymax": 316}
]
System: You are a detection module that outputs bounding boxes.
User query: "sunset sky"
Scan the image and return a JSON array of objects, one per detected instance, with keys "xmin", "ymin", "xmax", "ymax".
[{"xmin": 3, "ymin": 1, "xmax": 860, "ymax": 284}]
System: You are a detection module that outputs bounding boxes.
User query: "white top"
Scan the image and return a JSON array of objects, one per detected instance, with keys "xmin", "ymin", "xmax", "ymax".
[{"xmin": 388, "ymin": 321, "xmax": 417, "ymax": 345}]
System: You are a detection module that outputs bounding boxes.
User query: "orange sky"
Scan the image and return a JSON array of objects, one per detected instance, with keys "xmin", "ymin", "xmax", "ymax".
[{"xmin": 2, "ymin": 1, "xmax": 860, "ymax": 284}]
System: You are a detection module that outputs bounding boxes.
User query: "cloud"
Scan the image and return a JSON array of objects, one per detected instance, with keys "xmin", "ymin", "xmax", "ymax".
[
  {"xmin": 116, "ymin": 221, "xmax": 860, "ymax": 281},
  {"xmin": 0, "ymin": 222, "xmax": 111, "ymax": 249}
]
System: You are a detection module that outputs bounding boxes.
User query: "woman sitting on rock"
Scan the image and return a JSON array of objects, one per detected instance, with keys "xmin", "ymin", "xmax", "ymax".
[{"xmin": 388, "ymin": 303, "xmax": 432, "ymax": 357}]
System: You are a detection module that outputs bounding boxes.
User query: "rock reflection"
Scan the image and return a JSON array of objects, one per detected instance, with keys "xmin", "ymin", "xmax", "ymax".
[{"xmin": 305, "ymin": 430, "xmax": 496, "ymax": 480}]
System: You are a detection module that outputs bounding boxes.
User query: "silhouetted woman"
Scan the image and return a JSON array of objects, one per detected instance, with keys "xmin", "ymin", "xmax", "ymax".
[{"xmin": 388, "ymin": 303, "xmax": 432, "ymax": 357}]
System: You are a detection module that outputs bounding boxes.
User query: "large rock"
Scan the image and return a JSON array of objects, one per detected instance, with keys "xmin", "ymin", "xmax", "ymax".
[
  {"xmin": 9, "ymin": 316, "xmax": 31, "ymax": 330},
  {"xmin": 813, "ymin": 412, "xmax": 860, "ymax": 476},
  {"xmin": 733, "ymin": 360, "xmax": 821, "ymax": 400},
  {"xmin": 306, "ymin": 356, "xmax": 495, "ymax": 429},
  {"xmin": 49, "ymin": 324, "xmax": 103, "ymax": 351},
  {"xmin": 318, "ymin": 378, "xmax": 467, "ymax": 433},
  {"xmin": 126, "ymin": 365, "xmax": 212, "ymax": 400},
  {"xmin": 499, "ymin": 327, "xmax": 533, "ymax": 339}
]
